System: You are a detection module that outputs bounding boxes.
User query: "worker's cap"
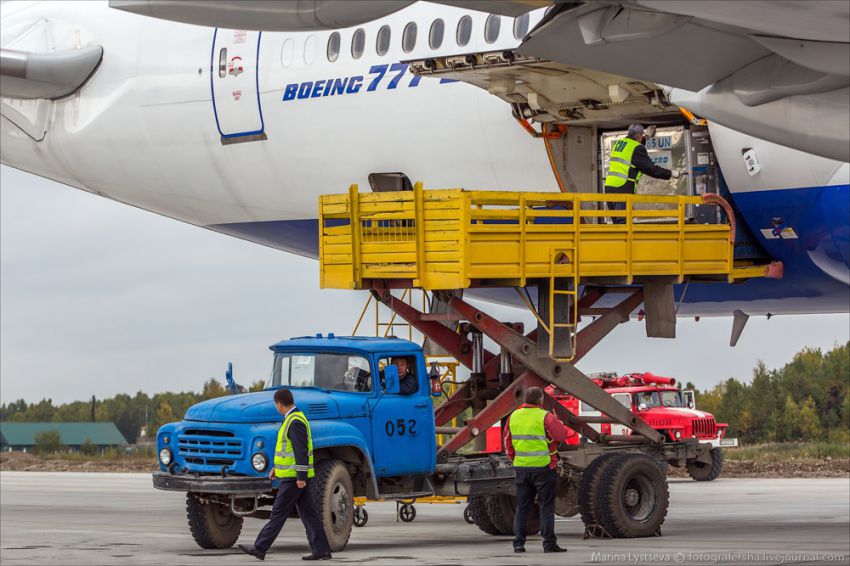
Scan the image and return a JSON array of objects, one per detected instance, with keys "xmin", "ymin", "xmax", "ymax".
[{"xmin": 627, "ymin": 124, "xmax": 646, "ymax": 138}]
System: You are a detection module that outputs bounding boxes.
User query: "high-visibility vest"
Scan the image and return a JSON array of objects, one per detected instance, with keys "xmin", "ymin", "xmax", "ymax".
[
  {"xmin": 604, "ymin": 137, "xmax": 642, "ymax": 191},
  {"xmin": 509, "ymin": 407, "xmax": 553, "ymax": 468},
  {"xmin": 273, "ymin": 410, "xmax": 315, "ymax": 479}
]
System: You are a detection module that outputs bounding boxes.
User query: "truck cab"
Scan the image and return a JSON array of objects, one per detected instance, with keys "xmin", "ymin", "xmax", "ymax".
[
  {"xmin": 484, "ymin": 371, "xmax": 736, "ymax": 481},
  {"xmin": 153, "ymin": 335, "xmax": 436, "ymax": 551}
]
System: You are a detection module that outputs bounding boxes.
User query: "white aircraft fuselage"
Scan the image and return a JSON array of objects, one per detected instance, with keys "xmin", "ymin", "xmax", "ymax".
[{"xmin": 1, "ymin": 1, "xmax": 848, "ymax": 316}]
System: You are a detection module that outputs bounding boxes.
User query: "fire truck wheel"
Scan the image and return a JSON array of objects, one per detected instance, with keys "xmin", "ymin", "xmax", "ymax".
[
  {"xmin": 463, "ymin": 505, "xmax": 475, "ymax": 524},
  {"xmin": 185, "ymin": 493, "xmax": 243, "ymax": 549},
  {"xmin": 312, "ymin": 459, "xmax": 355, "ymax": 551},
  {"xmin": 597, "ymin": 454, "xmax": 669, "ymax": 538},
  {"xmin": 687, "ymin": 448, "xmax": 724, "ymax": 481},
  {"xmin": 579, "ymin": 454, "xmax": 622, "ymax": 527},
  {"xmin": 485, "ymin": 494, "xmax": 540, "ymax": 536}
]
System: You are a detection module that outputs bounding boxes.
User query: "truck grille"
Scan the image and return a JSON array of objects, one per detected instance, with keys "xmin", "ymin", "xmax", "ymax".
[
  {"xmin": 692, "ymin": 418, "xmax": 716, "ymax": 437},
  {"xmin": 177, "ymin": 428, "xmax": 243, "ymax": 466},
  {"xmin": 308, "ymin": 403, "xmax": 330, "ymax": 416}
]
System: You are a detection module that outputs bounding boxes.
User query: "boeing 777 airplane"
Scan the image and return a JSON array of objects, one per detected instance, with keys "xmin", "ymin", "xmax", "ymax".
[{"xmin": 1, "ymin": 1, "xmax": 848, "ymax": 328}]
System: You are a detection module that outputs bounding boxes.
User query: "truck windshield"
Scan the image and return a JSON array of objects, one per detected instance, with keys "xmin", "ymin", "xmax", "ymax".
[
  {"xmin": 634, "ymin": 390, "xmax": 684, "ymax": 409},
  {"xmin": 266, "ymin": 352, "xmax": 372, "ymax": 393}
]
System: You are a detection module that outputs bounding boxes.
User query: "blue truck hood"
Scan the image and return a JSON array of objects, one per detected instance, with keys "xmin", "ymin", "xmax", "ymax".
[{"xmin": 183, "ymin": 389, "xmax": 354, "ymax": 423}]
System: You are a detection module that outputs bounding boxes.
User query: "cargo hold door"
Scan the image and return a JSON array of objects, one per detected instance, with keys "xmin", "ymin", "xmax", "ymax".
[{"xmin": 408, "ymin": 50, "xmax": 679, "ymax": 129}]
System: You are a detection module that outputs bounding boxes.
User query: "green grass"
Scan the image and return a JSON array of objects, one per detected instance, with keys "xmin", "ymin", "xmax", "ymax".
[
  {"xmin": 725, "ymin": 441, "xmax": 850, "ymax": 462},
  {"xmin": 27, "ymin": 445, "xmax": 157, "ymax": 462}
]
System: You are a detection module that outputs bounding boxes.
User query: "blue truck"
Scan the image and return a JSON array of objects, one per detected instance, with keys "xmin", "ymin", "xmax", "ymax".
[
  {"xmin": 153, "ymin": 335, "xmax": 439, "ymax": 551},
  {"xmin": 154, "ymin": 332, "xmax": 711, "ymax": 549}
]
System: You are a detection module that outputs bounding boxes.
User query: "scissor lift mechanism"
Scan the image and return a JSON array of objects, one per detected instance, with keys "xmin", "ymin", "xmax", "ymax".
[
  {"xmin": 318, "ymin": 184, "xmax": 781, "ymax": 537},
  {"xmin": 319, "ymin": 184, "xmax": 779, "ymax": 452}
]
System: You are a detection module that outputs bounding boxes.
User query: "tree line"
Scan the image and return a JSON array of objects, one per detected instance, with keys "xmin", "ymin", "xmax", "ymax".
[
  {"xmin": 687, "ymin": 341, "xmax": 849, "ymax": 444},
  {"xmin": 0, "ymin": 378, "xmax": 264, "ymax": 444},
  {"xmin": 2, "ymin": 342, "xmax": 848, "ymax": 445}
]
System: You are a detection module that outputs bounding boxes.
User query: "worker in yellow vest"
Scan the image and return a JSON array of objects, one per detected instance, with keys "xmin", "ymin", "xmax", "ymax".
[
  {"xmin": 239, "ymin": 388, "xmax": 332, "ymax": 561},
  {"xmin": 504, "ymin": 387, "xmax": 568, "ymax": 554},
  {"xmin": 604, "ymin": 124, "xmax": 687, "ymax": 224}
]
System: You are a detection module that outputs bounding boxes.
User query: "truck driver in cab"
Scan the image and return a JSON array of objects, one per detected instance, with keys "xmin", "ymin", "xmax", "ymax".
[{"xmin": 392, "ymin": 356, "xmax": 418, "ymax": 395}]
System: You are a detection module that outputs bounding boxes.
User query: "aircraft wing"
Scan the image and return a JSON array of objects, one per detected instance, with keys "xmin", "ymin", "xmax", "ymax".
[
  {"xmin": 109, "ymin": 0, "xmax": 414, "ymax": 32},
  {"xmin": 511, "ymin": 1, "xmax": 850, "ymax": 161}
]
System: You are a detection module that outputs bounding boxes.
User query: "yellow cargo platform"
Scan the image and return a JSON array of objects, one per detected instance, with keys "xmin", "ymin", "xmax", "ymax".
[{"xmin": 319, "ymin": 184, "xmax": 773, "ymax": 291}]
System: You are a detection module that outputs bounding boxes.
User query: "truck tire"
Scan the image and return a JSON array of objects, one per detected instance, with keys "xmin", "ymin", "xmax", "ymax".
[
  {"xmin": 311, "ymin": 459, "xmax": 355, "ymax": 552},
  {"xmin": 467, "ymin": 495, "xmax": 502, "ymax": 535},
  {"xmin": 484, "ymin": 494, "xmax": 540, "ymax": 536},
  {"xmin": 579, "ymin": 453, "xmax": 621, "ymax": 527},
  {"xmin": 185, "ymin": 493, "xmax": 243, "ymax": 549},
  {"xmin": 597, "ymin": 454, "xmax": 669, "ymax": 538},
  {"xmin": 687, "ymin": 448, "xmax": 723, "ymax": 481}
]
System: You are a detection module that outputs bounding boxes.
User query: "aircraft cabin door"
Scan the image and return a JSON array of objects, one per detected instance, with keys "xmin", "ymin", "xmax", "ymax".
[{"xmin": 211, "ymin": 29, "xmax": 267, "ymax": 144}]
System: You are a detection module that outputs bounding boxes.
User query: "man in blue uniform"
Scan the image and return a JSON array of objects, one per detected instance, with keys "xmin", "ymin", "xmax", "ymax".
[{"xmin": 239, "ymin": 388, "xmax": 332, "ymax": 561}]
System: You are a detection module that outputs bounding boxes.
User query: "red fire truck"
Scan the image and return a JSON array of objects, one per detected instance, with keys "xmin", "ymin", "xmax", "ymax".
[{"xmin": 486, "ymin": 372, "xmax": 737, "ymax": 481}]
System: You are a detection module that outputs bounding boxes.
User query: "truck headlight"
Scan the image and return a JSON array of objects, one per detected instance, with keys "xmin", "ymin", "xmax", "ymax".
[
  {"xmin": 159, "ymin": 448, "xmax": 173, "ymax": 466},
  {"xmin": 674, "ymin": 431, "xmax": 682, "ymax": 439},
  {"xmin": 252, "ymin": 453, "xmax": 268, "ymax": 472}
]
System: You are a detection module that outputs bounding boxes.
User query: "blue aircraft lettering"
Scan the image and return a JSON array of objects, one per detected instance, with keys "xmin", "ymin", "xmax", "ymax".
[{"xmin": 282, "ymin": 63, "xmax": 454, "ymax": 102}]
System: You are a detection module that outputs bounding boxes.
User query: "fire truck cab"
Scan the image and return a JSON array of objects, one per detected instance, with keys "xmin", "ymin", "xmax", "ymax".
[{"xmin": 486, "ymin": 372, "xmax": 737, "ymax": 481}]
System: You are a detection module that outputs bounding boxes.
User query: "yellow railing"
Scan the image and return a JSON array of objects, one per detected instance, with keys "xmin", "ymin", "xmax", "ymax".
[{"xmin": 320, "ymin": 184, "xmax": 766, "ymax": 291}]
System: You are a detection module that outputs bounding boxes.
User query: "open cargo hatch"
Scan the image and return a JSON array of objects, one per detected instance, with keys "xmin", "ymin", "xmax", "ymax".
[{"xmin": 408, "ymin": 50, "xmax": 683, "ymax": 128}]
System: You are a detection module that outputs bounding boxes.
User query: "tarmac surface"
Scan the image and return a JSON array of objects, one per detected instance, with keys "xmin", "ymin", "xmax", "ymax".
[{"xmin": 1, "ymin": 472, "xmax": 848, "ymax": 565}]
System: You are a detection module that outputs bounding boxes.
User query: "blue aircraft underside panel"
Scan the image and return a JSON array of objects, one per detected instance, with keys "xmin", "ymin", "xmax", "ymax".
[{"xmin": 208, "ymin": 185, "xmax": 850, "ymax": 315}]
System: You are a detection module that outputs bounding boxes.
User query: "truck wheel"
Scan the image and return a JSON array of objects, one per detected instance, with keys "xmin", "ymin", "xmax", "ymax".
[
  {"xmin": 467, "ymin": 495, "xmax": 502, "ymax": 535},
  {"xmin": 687, "ymin": 448, "xmax": 723, "ymax": 481},
  {"xmin": 463, "ymin": 505, "xmax": 474, "ymax": 524},
  {"xmin": 311, "ymin": 459, "xmax": 355, "ymax": 552},
  {"xmin": 597, "ymin": 454, "xmax": 669, "ymax": 538},
  {"xmin": 485, "ymin": 494, "xmax": 539, "ymax": 536},
  {"xmin": 185, "ymin": 493, "xmax": 243, "ymax": 549},
  {"xmin": 579, "ymin": 454, "xmax": 621, "ymax": 527}
]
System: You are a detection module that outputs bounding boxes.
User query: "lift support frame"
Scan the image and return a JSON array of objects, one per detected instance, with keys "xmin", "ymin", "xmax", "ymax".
[{"xmin": 372, "ymin": 284, "xmax": 666, "ymax": 465}]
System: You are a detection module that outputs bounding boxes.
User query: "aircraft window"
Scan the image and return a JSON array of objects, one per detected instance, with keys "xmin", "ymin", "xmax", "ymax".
[
  {"xmin": 304, "ymin": 35, "xmax": 318, "ymax": 65},
  {"xmin": 513, "ymin": 13, "xmax": 529, "ymax": 40},
  {"xmin": 484, "ymin": 14, "xmax": 501, "ymax": 44},
  {"xmin": 402, "ymin": 22, "xmax": 417, "ymax": 53},
  {"xmin": 352, "ymin": 28, "xmax": 366, "ymax": 59},
  {"xmin": 281, "ymin": 38, "xmax": 295, "ymax": 67},
  {"xmin": 456, "ymin": 15, "xmax": 472, "ymax": 46},
  {"xmin": 327, "ymin": 32, "xmax": 340, "ymax": 62},
  {"xmin": 429, "ymin": 19, "xmax": 444, "ymax": 49},
  {"xmin": 376, "ymin": 25, "xmax": 391, "ymax": 56}
]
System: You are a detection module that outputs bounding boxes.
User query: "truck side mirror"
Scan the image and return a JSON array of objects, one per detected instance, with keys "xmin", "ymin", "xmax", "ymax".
[
  {"xmin": 684, "ymin": 390, "xmax": 695, "ymax": 409},
  {"xmin": 383, "ymin": 365, "xmax": 400, "ymax": 394}
]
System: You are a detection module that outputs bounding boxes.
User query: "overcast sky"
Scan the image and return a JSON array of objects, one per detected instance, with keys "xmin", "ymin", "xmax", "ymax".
[{"xmin": 1, "ymin": 164, "xmax": 848, "ymax": 404}]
